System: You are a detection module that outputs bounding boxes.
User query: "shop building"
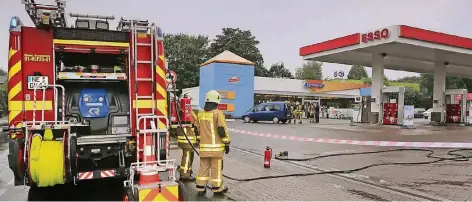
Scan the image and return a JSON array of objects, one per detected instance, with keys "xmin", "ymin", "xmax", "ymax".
[{"xmin": 184, "ymin": 51, "xmax": 372, "ymax": 118}]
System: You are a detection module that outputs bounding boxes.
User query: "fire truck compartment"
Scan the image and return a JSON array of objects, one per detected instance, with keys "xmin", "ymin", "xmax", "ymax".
[
  {"xmin": 58, "ymin": 82, "xmax": 130, "ymax": 136},
  {"xmin": 56, "ymin": 52, "xmax": 126, "ymax": 73}
]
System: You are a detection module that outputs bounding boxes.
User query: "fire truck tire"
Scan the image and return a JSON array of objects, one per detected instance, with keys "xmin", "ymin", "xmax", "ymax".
[
  {"xmin": 178, "ymin": 181, "xmax": 189, "ymax": 201},
  {"xmin": 68, "ymin": 136, "xmax": 78, "ymax": 181},
  {"xmin": 27, "ymin": 186, "xmax": 52, "ymax": 201},
  {"xmin": 8, "ymin": 138, "xmax": 25, "ymax": 185},
  {"xmin": 123, "ymin": 186, "xmax": 138, "ymax": 201}
]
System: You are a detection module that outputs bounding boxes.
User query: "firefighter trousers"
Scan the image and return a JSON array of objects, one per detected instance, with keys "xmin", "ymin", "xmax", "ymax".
[
  {"xmin": 179, "ymin": 148, "xmax": 194, "ymax": 179},
  {"xmin": 196, "ymin": 157, "xmax": 225, "ymax": 192}
]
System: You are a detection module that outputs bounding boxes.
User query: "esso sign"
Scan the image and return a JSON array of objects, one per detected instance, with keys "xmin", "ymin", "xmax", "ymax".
[{"xmin": 361, "ymin": 28, "xmax": 390, "ymax": 43}]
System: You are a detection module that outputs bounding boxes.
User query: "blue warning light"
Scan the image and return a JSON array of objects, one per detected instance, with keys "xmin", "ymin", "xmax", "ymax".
[
  {"xmin": 10, "ymin": 16, "xmax": 19, "ymax": 29},
  {"xmin": 157, "ymin": 27, "xmax": 163, "ymax": 37}
]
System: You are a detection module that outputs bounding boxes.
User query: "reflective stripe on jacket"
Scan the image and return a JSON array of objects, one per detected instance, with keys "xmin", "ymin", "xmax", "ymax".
[
  {"xmin": 196, "ymin": 109, "xmax": 231, "ymax": 158},
  {"xmin": 177, "ymin": 126, "xmax": 197, "ymax": 149}
]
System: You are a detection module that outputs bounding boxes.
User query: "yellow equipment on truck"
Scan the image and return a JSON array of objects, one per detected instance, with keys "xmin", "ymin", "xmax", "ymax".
[{"xmin": 6, "ymin": 0, "xmax": 185, "ymax": 201}]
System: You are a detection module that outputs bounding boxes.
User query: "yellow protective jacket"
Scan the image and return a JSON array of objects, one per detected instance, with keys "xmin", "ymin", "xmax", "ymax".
[
  {"xmin": 177, "ymin": 110, "xmax": 199, "ymax": 149},
  {"xmin": 296, "ymin": 104, "xmax": 303, "ymax": 113},
  {"xmin": 196, "ymin": 109, "xmax": 231, "ymax": 158}
]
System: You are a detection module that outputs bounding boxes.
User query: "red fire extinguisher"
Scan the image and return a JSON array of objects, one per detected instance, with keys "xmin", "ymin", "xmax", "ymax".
[
  {"xmin": 264, "ymin": 146, "xmax": 272, "ymax": 168},
  {"xmin": 180, "ymin": 97, "xmax": 192, "ymax": 124}
]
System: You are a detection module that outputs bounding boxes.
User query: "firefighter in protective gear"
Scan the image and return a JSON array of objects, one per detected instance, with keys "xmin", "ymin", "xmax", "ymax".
[
  {"xmin": 195, "ymin": 90, "xmax": 230, "ymax": 195},
  {"xmin": 177, "ymin": 92, "xmax": 199, "ymax": 181},
  {"xmin": 289, "ymin": 102, "xmax": 296, "ymax": 124},
  {"xmin": 295, "ymin": 102, "xmax": 303, "ymax": 124}
]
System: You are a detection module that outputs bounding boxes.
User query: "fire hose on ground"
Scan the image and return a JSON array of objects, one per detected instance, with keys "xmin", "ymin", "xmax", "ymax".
[
  {"xmin": 167, "ymin": 74, "xmax": 472, "ymax": 183},
  {"xmin": 29, "ymin": 128, "xmax": 65, "ymax": 187}
]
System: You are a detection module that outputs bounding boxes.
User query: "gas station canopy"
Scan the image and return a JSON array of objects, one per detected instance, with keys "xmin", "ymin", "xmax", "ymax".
[{"xmin": 300, "ymin": 25, "xmax": 472, "ymax": 78}]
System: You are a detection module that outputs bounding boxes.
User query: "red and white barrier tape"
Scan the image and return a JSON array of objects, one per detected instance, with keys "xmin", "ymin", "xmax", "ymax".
[{"xmin": 227, "ymin": 128, "xmax": 472, "ymax": 148}]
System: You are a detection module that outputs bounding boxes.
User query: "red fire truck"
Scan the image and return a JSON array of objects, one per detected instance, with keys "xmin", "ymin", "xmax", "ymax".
[{"xmin": 6, "ymin": 0, "xmax": 182, "ymax": 201}]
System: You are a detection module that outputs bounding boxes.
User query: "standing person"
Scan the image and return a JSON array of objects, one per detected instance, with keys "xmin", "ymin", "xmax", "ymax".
[
  {"xmin": 177, "ymin": 93, "xmax": 198, "ymax": 181},
  {"xmin": 295, "ymin": 101, "xmax": 303, "ymax": 124},
  {"xmin": 315, "ymin": 103, "xmax": 320, "ymax": 123},
  {"xmin": 290, "ymin": 102, "xmax": 296, "ymax": 124},
  {"xmin": 195, "ymin": 90, "xmax": 231, "ymax": 195},
  {"xmin": 309, "ymin": 103, "xmax": 315, "ymax": 123}
]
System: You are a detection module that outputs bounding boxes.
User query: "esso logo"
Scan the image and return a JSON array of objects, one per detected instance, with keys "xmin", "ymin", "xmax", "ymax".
[{"xmin": 361, "ymin": 28, "xmax": 390, "ymax": 43}]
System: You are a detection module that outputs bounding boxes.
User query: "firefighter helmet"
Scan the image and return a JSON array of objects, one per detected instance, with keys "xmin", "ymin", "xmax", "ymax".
[{"xmin": 205, "ymin": 90, "xmax": 221, "ymax": 104}]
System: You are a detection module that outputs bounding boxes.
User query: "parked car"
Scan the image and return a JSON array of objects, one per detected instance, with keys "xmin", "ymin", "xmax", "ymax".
[
  {"xmin": 414, "ymin": 108, "xmax": 425, "ymax": 118},
  {"xmin": 423, "ymin": 108, "xmax": 433, "ymax": 119},
  {"xmin": 242, "ymin": 101, "xmax": 291, "ymax": 123}
]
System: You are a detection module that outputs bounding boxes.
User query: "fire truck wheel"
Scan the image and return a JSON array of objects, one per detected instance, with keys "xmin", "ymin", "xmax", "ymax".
[
  {"xmin": 123, "ymin": 186, "xmax": 138, "ymax": 201},
  {"xmin": 68, "ymin": 136, "xmax": 78, "ymax": 181},
  {"xmin": 27, "ymin": 186, "xmax": 52, "ymax": 201},
  {"xmin": 178, "ymin": 181, "xmax": 189, "ymax": 201},
  {"xmin": 8, "ymin": 138, "xmax": 25, "ymax": 184}
]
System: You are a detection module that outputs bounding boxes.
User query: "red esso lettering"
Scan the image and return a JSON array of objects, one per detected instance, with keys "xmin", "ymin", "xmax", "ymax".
[
  {"xmin": 380, "ymin": 28, "xmax": 390, "ymax": 38},
  {"xmin": 361, "ymin": 28, "xmax": 390, "ymax": 43}
]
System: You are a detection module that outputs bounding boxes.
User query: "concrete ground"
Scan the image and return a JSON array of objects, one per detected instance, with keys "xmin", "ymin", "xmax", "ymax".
[{"xmin": 0, "ymin": 117, "xmax": 471, "ymax": 200}]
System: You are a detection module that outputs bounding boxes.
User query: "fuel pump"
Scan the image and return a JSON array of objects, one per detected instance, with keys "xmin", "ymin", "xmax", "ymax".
[
  {"xmin": 381, "ymin": 86, "xmax": 405, "ymax": 125},
  {"xmin": 444, "ymin": 89, "xmax": 467, "ymax": 124}
]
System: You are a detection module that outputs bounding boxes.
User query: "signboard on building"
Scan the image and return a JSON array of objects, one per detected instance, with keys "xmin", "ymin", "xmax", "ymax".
[
  {"xmin": 361, "ymin": 28, "xmax": 390, "ymax": 43},
  {"xmin": 228, "ymin": 76, "xmax": 240, "ymax": 84},
  {"xmin": 304, "ymin": 80, "xmax": 325, "ymax": 88},
  {"xmin": 217, "ymin": 90, "xmax": 235, "ymax": 99}
]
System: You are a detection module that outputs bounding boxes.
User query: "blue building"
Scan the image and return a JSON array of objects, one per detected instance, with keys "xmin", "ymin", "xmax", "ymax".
[{"xmin": 198, "ymin": 51, "xmax": 255, "ymax": 118}]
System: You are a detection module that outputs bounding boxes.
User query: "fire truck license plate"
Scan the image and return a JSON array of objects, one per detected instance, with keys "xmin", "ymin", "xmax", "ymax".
[{"xmin": 27, "ymin": 76, "xmax": 48, "ymax": 90}]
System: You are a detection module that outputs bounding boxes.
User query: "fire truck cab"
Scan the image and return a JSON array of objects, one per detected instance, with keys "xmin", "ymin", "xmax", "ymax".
[{"xmin": 6, "ymin": 0, "xmax": 179, "ymax": 201}]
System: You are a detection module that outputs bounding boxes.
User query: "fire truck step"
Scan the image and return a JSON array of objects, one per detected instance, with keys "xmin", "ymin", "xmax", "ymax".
[
  {"xmin": 136, "ymin": 78, "xmax": 152, "ymax": 81},
  {"xmin": 136, "ymin": 95, "xmax": 153, "ymax": 99},
  {"xmin": 137, "ymin": 60, "xmax": 152, "ymax": 64},
  {"xmin": 136, "ymin": 43, "xmax": 152, "ymax": 46}
]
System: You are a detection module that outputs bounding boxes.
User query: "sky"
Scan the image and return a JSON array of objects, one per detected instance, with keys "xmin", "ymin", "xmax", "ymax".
[{"xmin": 2, "ymin": 0, "xmax": 472, "ymax": 80}]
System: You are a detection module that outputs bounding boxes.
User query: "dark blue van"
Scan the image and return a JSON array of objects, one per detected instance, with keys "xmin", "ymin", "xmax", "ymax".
[{"xmin": 242, "ymin": 102, "xmax": 291, "ymax": 123}]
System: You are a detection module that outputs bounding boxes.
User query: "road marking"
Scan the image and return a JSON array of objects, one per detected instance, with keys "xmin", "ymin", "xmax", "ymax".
[
  {"xmin": 0, "ymin": 189, "xmax": 6, "ymax": 197},
  {"xmin": 227, "ymin": 128, "xmax": 472, "ymax": 148}
]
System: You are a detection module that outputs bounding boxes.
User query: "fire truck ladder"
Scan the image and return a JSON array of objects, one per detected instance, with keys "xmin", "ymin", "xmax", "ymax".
[
  {"xmin": 129, "ymin": 20, "xmax": 168, "ymax": 166},
  {"xmin": 22, "ymin": 0, "xmax": 67, "ymax": 28}
]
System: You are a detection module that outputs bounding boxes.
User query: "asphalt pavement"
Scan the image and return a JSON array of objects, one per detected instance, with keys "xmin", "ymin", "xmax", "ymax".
[
  {"xmin": 221, "ymin": 118, "xmax": 472, "ymax": 201},
  {"xmin": 0, "ymin": 117, "xmax": 471, "ymax": 200}
]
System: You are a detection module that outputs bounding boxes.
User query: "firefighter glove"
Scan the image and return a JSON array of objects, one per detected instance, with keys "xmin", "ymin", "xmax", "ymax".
[
  {"xmin": 193, "ymin": 125, "xmax": 199, "ymax": 136},
  {"xmin": 225, "ymin": 144, "xmax": 230, "ymax": 154},
  {"xmin": 217, "ymin": 126, "xmax": 226, "ymax": 138}
]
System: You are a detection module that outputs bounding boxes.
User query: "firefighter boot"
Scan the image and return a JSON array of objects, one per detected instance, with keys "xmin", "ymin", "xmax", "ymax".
[{"xmin": 213, "ymin": 187, "xmax": 229, "ymax": 196}]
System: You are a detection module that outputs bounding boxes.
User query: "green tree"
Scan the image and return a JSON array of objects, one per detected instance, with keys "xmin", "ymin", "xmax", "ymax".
[
  {"xmin": 419, "ymin": 73, "xmax": 469, "ymax": 97},
  {"xmin": 360, "ymin": 74, "xmax": 389, "ymax": 86},
  {"xmin": 208, "ymin": 28, "xmax": 269, "ymax": 77},
  {"xmin": 404, "ymin": 86, "xmax": 427, "ymax": 108},
  {"xmin": 269, "ymin": 62, "xmax": 293, "ymax": 78},
  {"xmin": 164, "ymin": 33, "xmax": 210, "ymax": 90},
  {"xmin": 394, "ymin": 76, "xmax": 421, "ymax": 83},
  {"xmin": 347, "ymin": 65, "xmax": 368, "ymax": 80},
  {"xmin": 295, "ymin": 61, "xmax": 323, "ymax": 80}
]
